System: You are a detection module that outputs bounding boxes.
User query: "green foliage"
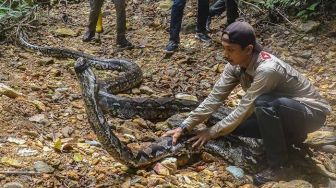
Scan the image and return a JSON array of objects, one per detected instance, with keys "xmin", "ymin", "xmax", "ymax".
[
  {"xmin": 0, "ymin": 0, "xmax": 35, "ymax": 22},
  {"xmin": 296, "ymin": 1, "xmax": 320, "ymax": 20},
  {"xmin": 250, "ymin": 0, "xmax": 332, "ymax": 20},
  {"xmin": 264, "ymin": 0, "xmax": 292, "ymax": 9}
]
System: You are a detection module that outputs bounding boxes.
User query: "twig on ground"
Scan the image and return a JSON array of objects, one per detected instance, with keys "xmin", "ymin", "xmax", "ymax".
[
  {"xmin": 0, "ymin": 4, "xmax": 38, "ymax": 41},
  {"xmin": 274, "ymin": 7, "xmax": 296, "ymax": 28},
  {"xmin": 260, "ymin": 20, "xmax": 288, "ymax": 30},
  {"xmin": 240, "ymin": 0, "xmax": 266, "ymax": 13},
  {"xmin": 260, "ymin": 20, "xmax": 299, "ymax": 34},
  {"xmin": 0, "ymin": 171, "xmax": 41, "ymax": 175}
]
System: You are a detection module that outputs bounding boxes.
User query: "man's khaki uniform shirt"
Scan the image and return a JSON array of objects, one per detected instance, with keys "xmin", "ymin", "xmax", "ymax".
[{"xmin": 182, "ymin": 51, "xmax": 331, "ymax": 138}]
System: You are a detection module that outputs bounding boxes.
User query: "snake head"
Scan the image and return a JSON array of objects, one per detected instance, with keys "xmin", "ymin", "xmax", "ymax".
[{"xmin": 74, "ymin": 57, "xmax": 90, "ymax": 74}]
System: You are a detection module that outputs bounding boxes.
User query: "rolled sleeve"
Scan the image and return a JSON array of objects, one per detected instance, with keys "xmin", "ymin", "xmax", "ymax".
[
  {"xmin": 182, "ymin": 64, "xmax": 239, "ymax": 132},
  {"xmin": 209, "ymin": 68, "xmax": 282, "ymax": 138}
]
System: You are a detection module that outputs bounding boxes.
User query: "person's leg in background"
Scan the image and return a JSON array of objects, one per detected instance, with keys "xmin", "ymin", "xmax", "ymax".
[
  {"xmin": 209, "ymin": 0, "xmax": 226, "ymax": 17},
  {"xmin": 114, "ymin": 0, "xmax": 133, "ymax": 48},
  {"xmin": 83, "ymin": 0, "xmax": 104, "ymax": 42},
  {"xmin": 226, "ymin": 0, "xmax": 239, "ymax": 24},
  {"xmin": 206, "ymin": 0, "xmax": 226, "ymax": 31},
  {"xmin": 195, "ymin": 0, "xmax": 211, "ymax": 42},
  {"xmin": 206, "ymin": 0, "xmax": 239, "ymax": 30},
  {"xmin": 165, "ymin": 0, "xmax": 187, "ymax": 53}
]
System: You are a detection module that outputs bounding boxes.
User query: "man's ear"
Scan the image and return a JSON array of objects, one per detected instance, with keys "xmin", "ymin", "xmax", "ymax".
[{"xmin": 246, "ymin": 44, "xmax": 254, "ymax": 55}]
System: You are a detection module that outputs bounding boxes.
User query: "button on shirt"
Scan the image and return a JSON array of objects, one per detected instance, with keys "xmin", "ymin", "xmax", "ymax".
[{"xmin": 182, "ymin": 51, "xmax": 331, "ymax": 138}]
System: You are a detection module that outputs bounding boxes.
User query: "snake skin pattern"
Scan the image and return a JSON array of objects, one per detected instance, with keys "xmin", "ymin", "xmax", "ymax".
[
  {"xmin": 18, "ymin": 29, "xmax": 265, "ymax": 169},
  {"xmin": 18, "ymin": 30, "xmax": 142, "ymax": 94},
  {"xmin": 18, "ymin": 30, "xmax": 203, "ymax": 119},
  {"xmin": 75, "ymin": 58, "xmax": 264, "ymax": 168}
]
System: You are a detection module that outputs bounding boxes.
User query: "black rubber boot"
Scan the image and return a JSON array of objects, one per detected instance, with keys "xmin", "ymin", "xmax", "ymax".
[
  {"xmin": 83, "ymin": 0, "xmax": 104, "ymax": 42},
  {"xmin": 116, "ymin": 35, "xmax": 133, "ymax": 49},
  {"xmin": 82, "ymin": 30, "xmax": 96, "ymax": 42}
]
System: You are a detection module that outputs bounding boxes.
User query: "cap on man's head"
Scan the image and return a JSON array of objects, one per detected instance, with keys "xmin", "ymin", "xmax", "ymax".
[{"xmin": 222, "ymin": 21, "xmax": 262, "ymax": 52}]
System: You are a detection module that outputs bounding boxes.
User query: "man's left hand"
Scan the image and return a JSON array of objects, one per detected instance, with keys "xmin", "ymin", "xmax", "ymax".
[{"xmin": 188, "ymin": 128, "xmax": 213, "ymax": 149}]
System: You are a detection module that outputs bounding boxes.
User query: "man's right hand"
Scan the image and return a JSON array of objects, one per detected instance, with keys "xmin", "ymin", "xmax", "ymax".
[{"xmin": 161, "ymin": 127, "xmax": 183, "ymax": 145}]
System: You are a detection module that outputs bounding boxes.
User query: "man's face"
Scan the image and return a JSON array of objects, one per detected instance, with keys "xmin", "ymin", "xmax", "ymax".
[{"xmin": 222, "ymin": 40, "xmax": 252, "ymax": 67}]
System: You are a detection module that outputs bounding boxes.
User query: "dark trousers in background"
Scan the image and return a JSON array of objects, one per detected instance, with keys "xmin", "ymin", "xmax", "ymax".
[
  {"xmin": 209, "ymin": 0, "xmax": 239, "ymax": 25},
  {"xmin": 231, "ymin": 94, "xmax": 326, "ymax": 167},
  {"xmin": 169, "ymin": 0, "xmax": 209, "ymax": 42}
]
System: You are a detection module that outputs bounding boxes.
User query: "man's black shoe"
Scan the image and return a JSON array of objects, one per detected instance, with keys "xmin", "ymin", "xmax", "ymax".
[
  {"xmin": 195, "ymin": 32, "xmax": 211, "ymax": 43},
  {"xmin": 164, "ymin": 41, "xmax": 178, "ymax": 54},
  {"xmin": 117, "ymin": 37, "xmax": 133, "ymax": 50},
  {"xmin": 206, "ymin": 17, "xmax": 212, "ymax": 32},
  {"xmin": 82, "ymin": 30, "xmax": 95, "ymax": 42}
]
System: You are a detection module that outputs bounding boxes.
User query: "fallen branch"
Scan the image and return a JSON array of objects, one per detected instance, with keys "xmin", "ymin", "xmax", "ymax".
[
  {"xmin": 0, "ymin": 83, "xmax": 24, "ymax": 98},
  {"xmin": 0, "ymin": 83, "xmax": 46, "ymax": 111},
  {"xmin": 274, "ymin": 7, "xmax": 297, "ymax": 28},
  {"xmin": 241, "ymin": 0, "xmax": 266, "ymax": 13},
  {"xmin": 0, "ymin": 171, "xmax": 41, "ymax": 175}
]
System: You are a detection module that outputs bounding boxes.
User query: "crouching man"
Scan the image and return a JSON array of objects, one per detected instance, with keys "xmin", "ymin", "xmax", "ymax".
[{"xmin": 162, "ymin": 21, "xmax": 331, "ymax": 185}]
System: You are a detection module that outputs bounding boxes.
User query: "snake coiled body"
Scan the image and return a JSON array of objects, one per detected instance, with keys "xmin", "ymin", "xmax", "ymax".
[
  {"xmin": 18, "ymin": 31, "xmax": 264, "ymax": 169},
  {"xmin": 18, "ymin": 31, "xmax": 203, "ymax": 119},
  {"xmin": 18, "ymin": 31, "xmax": 142, "ymax": 94},
  {"xmin": 75, "ymin": 58, "xmax": 264, "ymax": 168}
]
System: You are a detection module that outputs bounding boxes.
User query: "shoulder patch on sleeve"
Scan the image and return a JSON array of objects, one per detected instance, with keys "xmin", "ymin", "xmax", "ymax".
[{"xmin": 260, "ymin": 51, "xmax": 271, "ymax": 60}]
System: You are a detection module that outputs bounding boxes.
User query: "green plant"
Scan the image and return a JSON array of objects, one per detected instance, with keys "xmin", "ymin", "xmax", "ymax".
[
  {"xmin": 0, "ymin": 0, "xmax": 35, "ymax": 21},
  {"xmin": 0, "ymin": 0, "xmax": 38, "ymax": 41},
  {"xmin": 296, "ymin": 1, "xmax": 320, "ymax": 20},
  {"xmin": 251, "ymin": 0, "xmax": 296, "ymax": 9},
  {"xmin": 248, "ymin": 0, "xmax": 327, "ymax": 20}
]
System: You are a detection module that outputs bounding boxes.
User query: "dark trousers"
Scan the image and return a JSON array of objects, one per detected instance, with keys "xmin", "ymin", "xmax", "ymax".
[
  {"xmin": 209, "ymin": 0, "xmax": 239, "ymax": 25},
  {"xmin": 169, "ymin": 0, "xmax": 209, "ymax": 42},
  {"xmin": 231, "ymin": 94, "xmax": 326, "ymax": 167}
]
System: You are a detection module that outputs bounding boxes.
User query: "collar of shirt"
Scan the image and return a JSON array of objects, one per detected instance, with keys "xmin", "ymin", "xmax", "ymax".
[{"xmin": 244, "ymin": 51, "xmax": 261, "ymax": 77}]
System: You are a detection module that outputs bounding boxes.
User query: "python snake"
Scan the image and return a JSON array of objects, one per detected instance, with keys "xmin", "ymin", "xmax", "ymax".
[
  {"xmin": 75, "ymin": 57, "xmax": 264, "ymax": 169},
  {"xmin": 18, "ymin": 30, "xmax": 264, "ymax": 169},
  {"xmin": 74, "ymin": 61, "xmax": 336, "ymax": 179},
  {"xmin": 18, "ymin": 29, "xmax": 204, "ymax": 120}
]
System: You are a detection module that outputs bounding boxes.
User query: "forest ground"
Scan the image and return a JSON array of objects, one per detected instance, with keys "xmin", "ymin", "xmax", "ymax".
[{"xmin": 0, "ymin": 0, "xmax": 335, "ymax": 187}]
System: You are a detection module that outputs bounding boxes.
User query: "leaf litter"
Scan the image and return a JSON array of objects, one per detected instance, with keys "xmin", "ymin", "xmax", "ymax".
[{"xmin": 0, "ymin": 0, "xmax": 335, "ymax": 187}]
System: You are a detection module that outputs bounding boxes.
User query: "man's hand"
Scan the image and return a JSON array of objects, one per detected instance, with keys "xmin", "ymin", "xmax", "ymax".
[
  {"xmin": 161, "ymin": 127, "xmax": 183, "ymax": 145},
  {"xmin": 188, "ymin": 128, "xmax": 212, "ymax": 149}
]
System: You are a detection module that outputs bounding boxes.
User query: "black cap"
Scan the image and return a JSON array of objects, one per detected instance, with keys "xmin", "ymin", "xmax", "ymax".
[{"xmin": 222, "ymin": 21, "xmax": 262, "ymax": 52}]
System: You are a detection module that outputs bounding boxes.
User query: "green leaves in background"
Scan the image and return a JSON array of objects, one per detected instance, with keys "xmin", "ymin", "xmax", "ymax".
[
  {"xmin": 0, "ymin": 0, "xmax": 35, "ymax": 21},
  {"xmin": 246, "ymin": 0, "xmax": 327, "ymax": 20},
  {"xmin": 296, "ymin": 1, "xmax": 320, "ymax": 20}
]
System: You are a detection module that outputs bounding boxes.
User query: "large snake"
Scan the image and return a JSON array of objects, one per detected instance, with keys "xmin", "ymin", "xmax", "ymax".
[
  {"xmin": 18, "ymin": 30, "xmax": 205, "ymax": 119},
  {"xmin": 18, "ymin": 30, "xmax": 265, "ymax": 169},
  {"xmin": 75, "ymin": 58, "xmax": 336, "ymax": 180},
  {"xmin": 75, "ymin": 57, "xmax": 264, "ymax": 169}
]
